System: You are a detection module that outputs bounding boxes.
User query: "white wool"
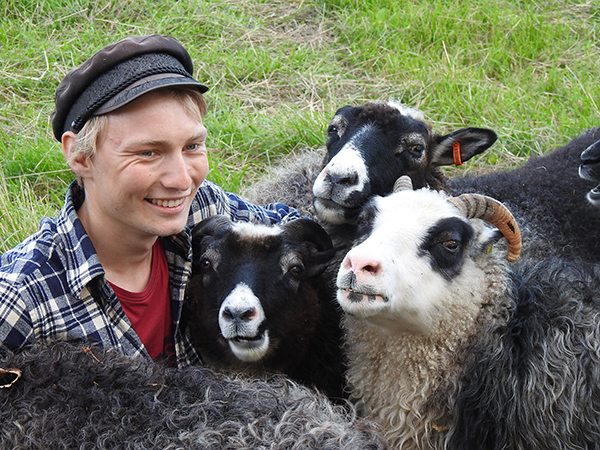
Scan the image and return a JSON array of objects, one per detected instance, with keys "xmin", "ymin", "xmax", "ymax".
[
  {"xmin": 232, "ymin": 221, "xmax": 283, "ymax": 238},
  {"xmin": 338, "ymin": 188, "xmax": 512, "ymax": 449},
  {"xmin": 343, "ymin": 254, "xmax": 509, "ymax": 449},
  {"xmin": 386, "ymin": 100, "xmax": 427, "ymax": 123}
]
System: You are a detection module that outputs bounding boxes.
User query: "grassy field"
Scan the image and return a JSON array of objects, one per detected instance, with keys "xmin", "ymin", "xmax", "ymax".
[{"xmin": 1, "ymin": 0, "xmax": 599, "ymax": 252}]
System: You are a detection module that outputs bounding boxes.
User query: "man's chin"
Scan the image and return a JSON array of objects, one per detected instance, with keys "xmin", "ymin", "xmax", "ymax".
[
  {"xmin": 146, "ymin": 218, "xmax": 189, "ymax": 238},
  {"xmin": 158, "ymin": 224, "xmax": 188, "ymax": 237}
]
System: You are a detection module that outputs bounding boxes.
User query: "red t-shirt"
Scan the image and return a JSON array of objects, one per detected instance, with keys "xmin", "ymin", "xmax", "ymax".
[{"xmin": 108, "ymin": 239, "xmax": 174, "ymax": 361}]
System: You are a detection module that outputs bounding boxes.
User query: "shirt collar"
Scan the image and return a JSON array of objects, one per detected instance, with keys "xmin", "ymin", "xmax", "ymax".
[{"xmin": 53, "ymin": 181, "xmax": 105, "ymax": 297}]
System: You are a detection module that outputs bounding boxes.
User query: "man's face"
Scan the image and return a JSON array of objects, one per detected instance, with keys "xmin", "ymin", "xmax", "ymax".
[{"xmin": 83, "ymin": 90, "xmax": 209, "ymax": 241}]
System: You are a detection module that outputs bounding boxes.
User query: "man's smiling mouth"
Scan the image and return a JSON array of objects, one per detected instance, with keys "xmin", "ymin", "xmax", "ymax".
[{"xmin": 148, "ymin": 198, "xmax": 186, "ymax": 208}]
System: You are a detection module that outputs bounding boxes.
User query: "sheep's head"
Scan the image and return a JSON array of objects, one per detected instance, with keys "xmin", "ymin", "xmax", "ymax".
[
  {"xmin": 187, "ymin": 216, "xmax": 337, "ymax": 370},
  {"xmin": 336, "ymin": 177, "xmax": 520, "ymax": 334},
  {"xmin": 312, "ymin": 101, "xmax": 498, "ymax": 225},
  {"xmin": 579, "ymin": 138, "xmax": 600, "ymax": 208}
]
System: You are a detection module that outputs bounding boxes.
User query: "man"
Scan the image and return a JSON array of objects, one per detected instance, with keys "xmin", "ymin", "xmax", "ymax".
[{"xmin": 0, "ymin": 35, "xmax": 300, "ymax": 366}]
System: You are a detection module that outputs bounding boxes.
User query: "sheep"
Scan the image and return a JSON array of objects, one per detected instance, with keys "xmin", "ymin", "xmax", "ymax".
[
  {"xmin": 246, "ymin": 101, "xmax": 600, "ymax": 263},
  {"xmin": 0, "ymin": 340, "xmax": 393, "ymax": 449},
  {"xmin": 335, "ymin": 176, "xmax": 600, "ymax": 449},
  {"xmin": 579, "ymin": 137, "xmax": 600, "ymax": 208},
  {"xmin": 185, "ymin": 216, "xmax": 346, "ymax": 400},
  {"xmin": 243, "ymin": 100, "xmax": 497, "ymax": 248},
  {"xmin": 448, "ymin": 126, "xmax": 600, "ymax": 263}
]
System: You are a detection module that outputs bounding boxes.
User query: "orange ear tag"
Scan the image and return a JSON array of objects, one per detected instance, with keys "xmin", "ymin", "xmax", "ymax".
[{"xmin": 453, "ymin": 141, "xmax": 463, "ymax": 166}]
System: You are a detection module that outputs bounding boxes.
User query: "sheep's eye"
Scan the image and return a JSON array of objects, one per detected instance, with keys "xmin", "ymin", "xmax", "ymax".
[
  {"xmin": 442, "ymin": 240, "xmax": 459, "ymax": 252},
  {"xmin": 409, "ymin": 144, "xmax": 424, "ymax": 154},
  {"xmin": 289, "ymin": 265, "xmax": 304, "ymax": 277}
]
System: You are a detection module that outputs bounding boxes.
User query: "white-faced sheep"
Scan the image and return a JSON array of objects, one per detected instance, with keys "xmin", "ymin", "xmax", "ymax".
[
  {"xmin": 185, "ymin": 216, "xmax": 346, "ymax": 399},
  {"xmin": 336, "ymin": 176, "xmax": 600, "ymax": 449},
  {"xmin": 449, "ymin": 126, "xmax": 600, "ymax": 263},
  {"xmin": 579, "ymin": 137, "xmax": 600, "ymax": 208},
  {"xmin": 0, "ymin": 341, "xmax": 393, "ymax": 449},
  {"xmin": 243, "ymin": 100, "xmax": 497, "ymax": 248}
]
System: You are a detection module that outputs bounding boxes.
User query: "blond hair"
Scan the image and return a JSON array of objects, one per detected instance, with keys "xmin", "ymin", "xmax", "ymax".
[{"xmin": 69, "ymin": 86, "xmax": 207, "ymax": 185}]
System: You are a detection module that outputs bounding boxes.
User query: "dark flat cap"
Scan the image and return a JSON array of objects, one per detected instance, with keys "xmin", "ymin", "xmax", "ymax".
[{"xmin": 51, "ymin": 34, "xmax": 208, "ymax": 141}]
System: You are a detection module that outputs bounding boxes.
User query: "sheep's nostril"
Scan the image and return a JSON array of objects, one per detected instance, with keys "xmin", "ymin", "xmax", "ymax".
[
  {"xmin": 346, "ymin": 255, "xmax": 381, "ymax": 277},
  {"xmin": 362, "ymin": 264, "xmax": 379, "ymax": 274},
  {"xmin": 340, "ymin": 175, "xmax": 358, "ymax": 186},
  {"xmin": 223, "ymin": 307, "xmax": 256, "ymax": 323},
  {"xmin": 328, "ymin": 173, "xmax": 358, "ymax": 186}
]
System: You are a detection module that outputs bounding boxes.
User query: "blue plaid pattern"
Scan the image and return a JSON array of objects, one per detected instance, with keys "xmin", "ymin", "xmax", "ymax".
[{"xmin": 0, "ymin": 180, "xmax": 300, "ymax": 366}]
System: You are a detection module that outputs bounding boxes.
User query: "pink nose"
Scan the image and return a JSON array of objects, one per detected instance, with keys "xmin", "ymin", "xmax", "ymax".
[{"xmin": 343, "ymin": 253, "xmax": 381, "ymax": 281}]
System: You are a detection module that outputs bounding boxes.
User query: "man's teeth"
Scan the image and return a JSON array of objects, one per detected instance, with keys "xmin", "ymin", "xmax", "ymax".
[{"xmin": 150, "ymin": 198, "xmax": 185, "ymax": 208}]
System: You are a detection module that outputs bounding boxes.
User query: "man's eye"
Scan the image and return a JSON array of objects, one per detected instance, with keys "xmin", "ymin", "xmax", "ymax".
[{"xmin": 186, "ymin": 142, "xmax": 205, "ymax": 151}]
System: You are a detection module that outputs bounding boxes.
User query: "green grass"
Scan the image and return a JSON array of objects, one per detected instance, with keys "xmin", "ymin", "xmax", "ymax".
[{"xmin": 1, "ymin": 0, "xmax": 599, "ymax": 252}]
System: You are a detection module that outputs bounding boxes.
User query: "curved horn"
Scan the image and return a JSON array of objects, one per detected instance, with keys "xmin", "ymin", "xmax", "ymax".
[
  {"xmin": 393, "ymin": 175, "xmax": 414, "ymax": 192},
  {"xmin": 190, "ymin": 215, "xmax": 235, "ymax": 273},
  {"xmin": 448, "ymin": 194, "xmax": 521, "ymax": 262}
]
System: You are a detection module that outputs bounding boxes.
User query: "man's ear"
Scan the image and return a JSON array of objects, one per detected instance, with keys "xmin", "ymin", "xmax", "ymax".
[{"xmin": 62, "ymin": 131, "xmax": 92, "ymax": 178}]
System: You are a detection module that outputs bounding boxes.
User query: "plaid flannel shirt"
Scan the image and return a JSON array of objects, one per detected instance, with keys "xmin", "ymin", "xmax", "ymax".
[{"xmin": 0, "ymin": 180, "xmax": 300, "ymax": 366}]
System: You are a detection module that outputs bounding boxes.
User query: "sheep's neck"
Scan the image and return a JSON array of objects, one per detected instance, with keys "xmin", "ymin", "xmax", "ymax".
[{"xmin": 343, "ymin": 259, "xmax": 510, "ymax": 449}]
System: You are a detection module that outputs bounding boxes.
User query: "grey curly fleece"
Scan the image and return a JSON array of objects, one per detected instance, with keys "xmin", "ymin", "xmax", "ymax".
[{"xmin": 0, "ymin": 341, "xmax": 392, "ymax": 450}]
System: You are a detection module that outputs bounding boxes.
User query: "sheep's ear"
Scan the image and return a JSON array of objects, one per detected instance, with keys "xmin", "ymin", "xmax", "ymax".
[
  {"xmin": 282, "ymin": 219, "xmax": 338, "ymax": 277},
  {"xmin": 431, "ymin": 128, "xmax": 497, "ymax": 167},
  {"xmin": 304, "ymin": 244, "xmax": 346, "ymax": 278},
  {"xmin": 580, "ymin": 138, "xmax": 600, "ymax": 168},
  {"xmin": 474, "ymin": 226, "xmax": 505, "ymax": 257}
]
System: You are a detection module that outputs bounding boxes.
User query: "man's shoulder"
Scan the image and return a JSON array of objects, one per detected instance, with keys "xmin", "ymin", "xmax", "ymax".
[
  {"xmin": 0, "ymin": 219, "xmax": 64, "ymax": 281},
  {"xmin": 193, "ymin": 180, "xmax": 225, "ymax": 203},
  {"xmin": 0, "ymin": 182, "xmax": 94, "ymax": 281},
  {"xmin": 188, "ymin": 180, "xmax": 301, "ymax": 226}
]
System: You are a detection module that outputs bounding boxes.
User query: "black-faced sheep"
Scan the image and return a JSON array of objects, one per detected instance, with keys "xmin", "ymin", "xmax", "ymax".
[
  {"xmin": 0, "ymin": 341, "xmax": 393, "ymax": 449},
  {"xmin": 243, "ymin": 100, "xmax": 497, "ymax": 247},
  {"xmin": 579, "ymin": 137, "xmax": 600, "ymax": 208},
  {"xmin": 247, "ymin": 101, "xmax": 600, "ymax": 263},
  {"xmin": 335, "ymin": 177, "xmax": 600, "ymax": 449},
  {"xmin": 185, "ymin": 216, "xmax": 346, "ymax": 399},
  {"xmin": 449, "ymin": 126, "xmax": 600, "ymax": 263}
]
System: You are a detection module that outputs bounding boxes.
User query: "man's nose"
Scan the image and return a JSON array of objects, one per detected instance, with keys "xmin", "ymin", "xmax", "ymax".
[{"xmin": 161, "ymin": 152, "xmax": 193, "ymax": 191}]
